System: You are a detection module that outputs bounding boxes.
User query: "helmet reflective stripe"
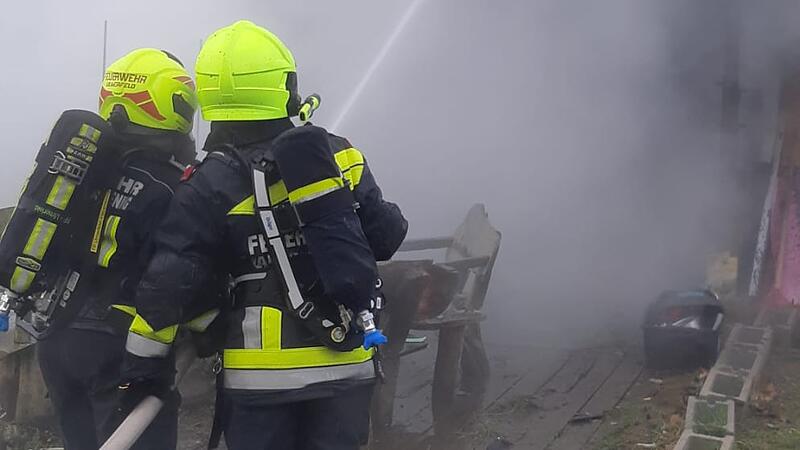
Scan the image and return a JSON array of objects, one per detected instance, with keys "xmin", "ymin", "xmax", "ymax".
[
  {"xmin": 196, "ymin": 20, "xmax": 299, "ymax": 121},
  {"xmin": 99, "ymin": 48, "xmax": 198, "ymax": 134}
]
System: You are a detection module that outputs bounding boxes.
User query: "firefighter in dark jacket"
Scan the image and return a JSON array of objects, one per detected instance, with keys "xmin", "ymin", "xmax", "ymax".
[
  {"xmin": 36, "ymin": 48, "xmax": 198, "ymax": 450},
  {"xmin": 121, "ymin": 20, "xmax": 408, "ymax": 449}
]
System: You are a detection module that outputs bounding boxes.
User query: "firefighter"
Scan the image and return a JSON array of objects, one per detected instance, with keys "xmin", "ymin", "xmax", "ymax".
[
  {"xmin": 36, "ymin": 48, "xmax": 198, "ymax": 450},
  {"xmin": 120, "ymin": 20, "xmax": 408, "ymax": 449}
]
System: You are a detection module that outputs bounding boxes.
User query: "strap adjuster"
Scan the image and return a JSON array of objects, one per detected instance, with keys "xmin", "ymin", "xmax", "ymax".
[{"xmin": 49, "ymin": 153, "xmax": 88, "ymax": 183}]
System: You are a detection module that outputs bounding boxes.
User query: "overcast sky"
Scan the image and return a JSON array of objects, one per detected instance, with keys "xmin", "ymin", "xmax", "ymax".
[{"xmin": 2, "ymin": 1, "xmax": 798, "ymax": 346}]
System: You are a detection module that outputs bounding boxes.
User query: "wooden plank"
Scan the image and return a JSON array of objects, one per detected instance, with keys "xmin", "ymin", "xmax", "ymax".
[
  {"xmin": 0, "ymin": 348, "xmax": 20, "ymax": 422},
  {"xmin": 482, "ymin": 351, "xmax": 596, "ymax": 444},
  {"xmin": 391, "ymin": 333, "xmax": 437, "ymax": 433},
  {"xmin": 392, "ymin": 342, "xmax": 568, "ymax": 437},
  {"xmin": 395, "ymin": 333, "xmax": 438, "ymax": 399},
  {"xmin": 483, "ymin": 344, "xmax": 569, "ymax": 409},
  {"xmin": 431, "ymin": 325, "xmax": 468, "ymax": 435},
  {"xmin": 413, "ymin": 311, "xmax": 485, "ymax": 330},
  {"xmin": 14, "ymin": 344, "xmax": 51, "ymax": 422},
  {"xmin": 440, "ymin": 256, "xmax": 491, "ymax": 272},
  {"xmin": 546, "ymin": 352, "xmax": 643, "ymax": 450},
  {"xmin": 399, "ymin": 237, "xmax": 454, "ymax": 252},
  {"xmin": 513, "ymin": 350, "xmax": 624, "ymax": 449},
  {"xmin": 373, "ymin": 263, "xmax": 430, "ymax": 434}
]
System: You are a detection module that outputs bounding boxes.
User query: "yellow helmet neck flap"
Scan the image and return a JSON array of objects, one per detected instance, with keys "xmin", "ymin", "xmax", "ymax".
[
  {"xmin": 99, "ymin": 48, "xmax": 198, "ymax": 134},
  {"xmin": 196, "ymin": 20, "xmax": 300, "ymax": 121}
]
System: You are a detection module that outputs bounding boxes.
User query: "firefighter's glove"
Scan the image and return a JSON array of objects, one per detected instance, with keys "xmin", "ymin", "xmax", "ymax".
[
  {"xmin": 363, "ymin": 329, "xmax": 388, "ymax": 350},
  {"xmin": 118, "ymin": 353, "xmax": 175, "ymax": 402},
  {"xmin": 107, "ymin": 373, "xmax": 173, "ymax": 437}
]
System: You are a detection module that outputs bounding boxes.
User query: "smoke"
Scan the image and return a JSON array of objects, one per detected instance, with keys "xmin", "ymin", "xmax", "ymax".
[
  {"xmin": 2, "ymin": 1, "xmax": 800, "ymax": 348},
  {"xmin": 332, "ymin": 0, "xmax": 800, "ymax": 346}
]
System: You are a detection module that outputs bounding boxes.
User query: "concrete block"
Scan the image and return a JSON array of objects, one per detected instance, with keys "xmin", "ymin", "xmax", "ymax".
[
  {"xmin": 684, "ymin": 396, "xmax": 734, "ymax": 437},
  {"xmin": 699, "ymin": 325, "xmax": 773, "ymax": 406},
  {"xmin": 716, "ymin": 342, "xmax": 768, "ymax": 375},
  {"xmin": 728, "ymin": 324, "xmax": 772, "ymax": 349},
  {"xmin": 755, "ymin": 307, "xmax": 798, "ymax": 347},
  {"xmin": 673, "ymin": 430, "xmax": 735, "ymax": 450},
  {"xmin": 699, "ymin": 368, "xmax": 753, "ymax": 405}
]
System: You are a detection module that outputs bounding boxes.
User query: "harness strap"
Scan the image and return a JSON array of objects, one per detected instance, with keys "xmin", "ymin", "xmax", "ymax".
[
  {"xmin": 251, "ymin": 166, "xmax": 308, "ymax": 313},
  {"xmin": 207, "ymin": 356, "xmax": 225, "ymax": 449}
]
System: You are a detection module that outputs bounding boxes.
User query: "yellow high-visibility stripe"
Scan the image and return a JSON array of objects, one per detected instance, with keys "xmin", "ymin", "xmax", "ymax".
[
  {"xmin": 225, "ymin": 306, "xmax": 373, "ymax": 369},
  {"xmin": 268, "ymin": 180, "xmax": 288, "ymax": 205},
  {"xmin": 334, "ymin": 148, "xmax": 365, "ymax": 188},
  {"xmin": 288, "ymin": 177, "xmax": 345, "ymax": 204},
  {"xmin": 262, "ymin": 307, "xmax": 281, "ymax": 350},
  {"xmin": 226, "ymin": 149, "xmax": 360, "ymax": 216},
  {"xmin": 111, "ymin": 305, "xmax": 137, "ymax": 316},
  {"xmin": 45, "ymin": 176, "xmax": 76, "ymax": 211},
  {"xmin": 78, "ymin": 124, "xmax": 102, "ymax": 143},
  {"xmin": 228, "ymin": 195, "xmax": 255, "ymax": 216},
  {"xmin": 334, "ymin": 148, "xmax": 364, "ymax": 170},
  {"xmin": 223, "ymin": 346, "xmax": 373, "ymax": 370},
  {"xmin": 98, "ymin": 215, "xmax": 121, "ymax": 268},
  {"xmin": 10, "ymin": 267, "xmax": 36, "ymax": 293},
  {"xmin": 345, "ymin": 165, "xmax": 364, "ymax": 189},
  {"xmin": 129, "ymin": 314, "xmax": 179, "ymax": 345},
  {"xmin": 23, "ymin": 219, "xmax": 57, "ymax": 260},
  {"xmin": 91, "ymin": 190, "xmax": 111, "ymax": 253},
  {"xmin": 70, "ymin": 137, "xmax": 98, "ymax": 154}
]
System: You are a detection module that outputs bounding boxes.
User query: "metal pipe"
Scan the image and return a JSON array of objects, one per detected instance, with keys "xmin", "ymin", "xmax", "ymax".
[{"xmin": 102, "ymin": 20, "xmax": 108, "ymax": 75}]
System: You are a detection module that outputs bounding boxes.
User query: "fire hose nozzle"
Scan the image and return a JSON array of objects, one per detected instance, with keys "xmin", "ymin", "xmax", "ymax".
[{"xmin": 358, "ymin": 309, "xmax": 387, "ymax": 349}]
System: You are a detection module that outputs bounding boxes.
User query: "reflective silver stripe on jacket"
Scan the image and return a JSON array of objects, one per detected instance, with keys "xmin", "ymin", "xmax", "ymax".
[
  {"xmin": 234, "ymin": 273, "xmax": 267, "ymax": 286},
  {"xmin": 242, "ymin": 306, "xmax": 262, "ymax": 349},
  {"xmin": 223, "ymin": 360, "xmax": 375, "ymax": 390},
  {"xmin": 126, "ymin": 332, "xmax": 171, "ymax": 358}
]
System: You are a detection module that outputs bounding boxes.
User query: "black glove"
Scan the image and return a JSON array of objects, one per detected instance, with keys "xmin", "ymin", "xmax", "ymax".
[
  {"xmin": 103, "ymin": 353, "xmax": 175, "ymax": 439},
  {"xmin": 115, "ymin": 353, "xmax": 174, "ymax": 412}
]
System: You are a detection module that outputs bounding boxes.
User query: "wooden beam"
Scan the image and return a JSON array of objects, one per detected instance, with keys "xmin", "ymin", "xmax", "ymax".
[{"xmin": 399, "ymin": 237, "xmax": 453, "ymax": 252}]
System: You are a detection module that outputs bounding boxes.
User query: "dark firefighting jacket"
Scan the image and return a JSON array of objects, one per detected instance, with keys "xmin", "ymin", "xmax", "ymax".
[
  {"xmin": 125, "ymin": 120, "xmax": 407, "ymax": 394},
  {"xmin": 71, "ymin": 150, "xmax": 185, "ymax": 335}
]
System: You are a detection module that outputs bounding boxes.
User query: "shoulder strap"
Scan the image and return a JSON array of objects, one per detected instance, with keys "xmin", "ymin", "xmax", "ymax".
[
  {"xmin": 213, "ymin": 142, "xmax": 315, "ymax": 319},
  {"xmin": 250, "ymin": 163, "xmax": 311, "ymax": 317}
]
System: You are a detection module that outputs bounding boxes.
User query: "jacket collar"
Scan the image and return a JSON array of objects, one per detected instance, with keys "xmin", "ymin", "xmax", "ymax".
[{"xmin": 204, "ymin": 119, "xmax": 294, "ymax": 150}]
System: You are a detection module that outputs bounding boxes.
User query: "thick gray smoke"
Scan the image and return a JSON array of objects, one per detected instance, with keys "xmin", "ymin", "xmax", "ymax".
[{"xmin": 1, "ymin": 1, "xmax": 798, "ymax": 348}]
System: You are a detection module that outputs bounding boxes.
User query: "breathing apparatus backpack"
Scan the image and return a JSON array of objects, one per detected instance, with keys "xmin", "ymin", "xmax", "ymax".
[
  {"xmin": 0, "ymin": 109, "xmax": 120, "ymax": 339},
  {"xmin": 222, "ymin": 122, "xmax": 387, "ymax": 353}
]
